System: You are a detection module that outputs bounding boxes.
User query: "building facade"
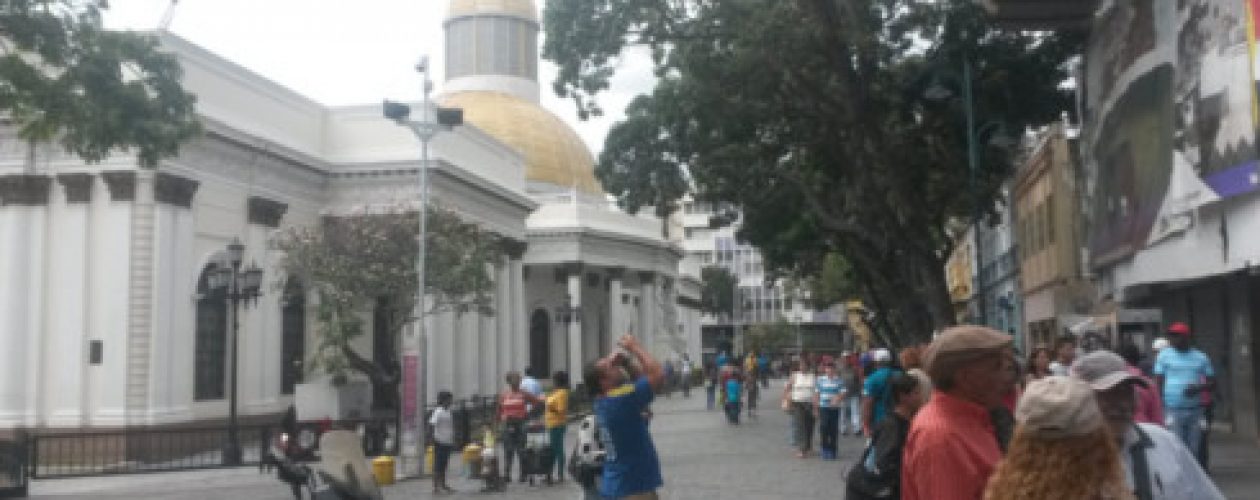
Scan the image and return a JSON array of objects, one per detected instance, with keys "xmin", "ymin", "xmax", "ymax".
[
  {"xmin": 1013, "ymin": 122, "xmax": 1094, "ymax": 350},
  {"xmin": 0, "ymin": 0, "xmax": 702, "ymax": 429}
]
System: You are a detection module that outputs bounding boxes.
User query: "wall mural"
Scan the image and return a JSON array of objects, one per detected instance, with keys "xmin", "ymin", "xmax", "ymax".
[{"xmin": 1085, "ymin": 0, "xmax": 1260, "ymax": 266}]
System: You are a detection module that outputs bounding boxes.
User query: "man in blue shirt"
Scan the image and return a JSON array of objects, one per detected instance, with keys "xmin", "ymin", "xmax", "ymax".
[
  {"xmin": 582, "ymin": 334, "xmax": 665, "ymax": 499},
  {"xmin": 861, "ymin": 349, "xmax": 895, "ymax": 437},
  {"xmin": 757, "ymin": 353, "xmax": 771, "ymax": 388},
  {"xmin": 1154, "ymin": 322, "xmax": 1215, "ymax": 462}
]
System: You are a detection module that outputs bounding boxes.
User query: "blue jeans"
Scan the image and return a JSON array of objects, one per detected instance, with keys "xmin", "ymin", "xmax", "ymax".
[{"xmin": 1167, "ymin": 406, "xmax": 1205, "ymax": 457}]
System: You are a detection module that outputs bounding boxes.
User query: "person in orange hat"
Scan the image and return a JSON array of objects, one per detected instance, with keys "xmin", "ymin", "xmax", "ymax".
[{"xmin": 1153, "ymin": 321, "xmax": 1215, "ymax": 465}]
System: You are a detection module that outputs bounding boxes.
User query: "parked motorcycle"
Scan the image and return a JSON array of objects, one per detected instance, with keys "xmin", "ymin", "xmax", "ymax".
[{"xmin": 261, "ymin": 430, "xmax": 383, "ymax": 500}]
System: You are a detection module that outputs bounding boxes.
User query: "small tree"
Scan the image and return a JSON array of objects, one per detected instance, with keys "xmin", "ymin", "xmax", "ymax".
[
  {"xmin": 743, "ymin": 319, "xmax": 795, "ymax": 354},
  {"xmin": 1, "ymin": 0, "xmax": 200, "ymax": 168},
  {"xmin": 699, "ymin": 266, "xmax": 737, "ymax": 320},
  {"xmin": 271, "ymin": 205, "xmax": 504, "ymax": 405}
]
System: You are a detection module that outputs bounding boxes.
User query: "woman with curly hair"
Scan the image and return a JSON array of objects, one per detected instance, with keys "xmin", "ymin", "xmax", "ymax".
[
  {"xmin": 1024, "ymin": 346, "xmax": 1053, "ymax": 385},
  {"xmin": 984, "ymin": 376, "xmax": 1135, "ymax": 500}
]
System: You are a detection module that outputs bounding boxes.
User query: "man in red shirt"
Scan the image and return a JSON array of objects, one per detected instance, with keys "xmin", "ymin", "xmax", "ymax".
[{"xmin": 902, "ymin": 325, "xmax": 1014, "ymax": 500}]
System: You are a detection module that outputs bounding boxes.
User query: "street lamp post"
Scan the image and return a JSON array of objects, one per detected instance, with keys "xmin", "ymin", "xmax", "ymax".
[
  {"xmin": 383, "ymin": 56, "xmax": 462, "ymax": 475},
  {"xmin": 959, "ymin": 57, "xmax": 987, "ymax": 327},
  {"xmin": 209, "ymin": 238, "xmax": 263, "ymax": 466}
]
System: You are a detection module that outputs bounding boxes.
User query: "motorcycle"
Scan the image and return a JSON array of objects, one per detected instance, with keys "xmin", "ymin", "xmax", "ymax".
[{"xmin": 261, "ymin": 429, "xmax": 383, "ymax": 500}]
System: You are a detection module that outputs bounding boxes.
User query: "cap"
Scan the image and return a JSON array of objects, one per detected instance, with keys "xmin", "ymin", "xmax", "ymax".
[
  {"xmin": 872, "ymin": 349, "xmax": 892, "ymax": 362},
  {"xmin": 1151, "ymin": 338, "xmax": 1170, "ymax": 351},
  {"xmin": 1071, "ymin": 351, "xmax": 1148, "ymax": 391},
  {"xmin": 1168, "ymin": 322, "xmax": 1191, "ymax": 336},
  {"xmin": 924, "ymin": 325, "xmax": 1012, "ymax": 387},
  {"xmin": 1016, "ymin": 376, "xmax": 1105, "ymax": 439}
]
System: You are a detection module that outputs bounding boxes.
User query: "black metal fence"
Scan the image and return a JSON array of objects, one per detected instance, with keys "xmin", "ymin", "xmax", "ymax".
[{"xmin": 26, "ymin": 425, "xmax": 271, "ymax": 479}]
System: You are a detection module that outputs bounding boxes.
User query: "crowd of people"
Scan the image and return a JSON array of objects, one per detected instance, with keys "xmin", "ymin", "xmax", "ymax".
[
  {"xmin": 838, "ymin": 322, "xmax": 1224, "ymax": 500},
  {"xmin": 421, "ymin": 320, "xmax": 1224, "ymax": 500}
]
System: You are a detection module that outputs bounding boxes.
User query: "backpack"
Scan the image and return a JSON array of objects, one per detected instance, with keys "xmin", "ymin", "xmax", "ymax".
[{"xmin": 568, "ymin": 414, "xmax": 606, "ymax": 487}]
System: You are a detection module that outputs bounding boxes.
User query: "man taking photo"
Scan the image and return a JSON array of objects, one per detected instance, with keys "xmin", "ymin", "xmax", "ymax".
[{"xmin": 583, "ymin": 334, "xmax": 665, "ymax": 499}]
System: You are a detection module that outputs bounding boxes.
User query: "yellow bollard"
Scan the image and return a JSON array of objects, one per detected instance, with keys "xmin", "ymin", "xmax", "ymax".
[
  {"xmin": 371, "ymin": 456, "xmax": 396, "ymax": 486},
  {"xmin": 425, "ymin": 445, "xmax": 434, "ymax": 475}
]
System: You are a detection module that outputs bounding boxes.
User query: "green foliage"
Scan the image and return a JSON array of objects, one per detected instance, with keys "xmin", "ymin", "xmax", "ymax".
[
  {"xmin": 699, "ymin": 265, "xmax": 736, "ymax": 318},
  {"xmin": 544, "ymin": 0, "xmax": 1082, "ymax": 345},
  {"xmin": 0, "ymin": 0, "xmax": 200, "ymax": 167},
  {"xmin": 271, "ymin": 205, "xmax": 504, "ymax": 385},
  {"xmin": 802, "ymin": 253, "xmax": 860, "ymax": 309},
  {"xmin": 743, "ymin": 319, "xmax": 795, "ymax": 354}
]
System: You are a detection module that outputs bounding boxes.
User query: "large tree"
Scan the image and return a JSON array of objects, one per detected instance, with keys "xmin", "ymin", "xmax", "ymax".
[
  {"xmin": 544, "ymin": 0, "xmax": 1080, "ymax": 346},
  {"xmin": 271, "ymin": 206, "xmax": 504, "ymax": 406},
  {"xmin": 1, "ymin": 0, "xmax": 200, "ymax": 168}
]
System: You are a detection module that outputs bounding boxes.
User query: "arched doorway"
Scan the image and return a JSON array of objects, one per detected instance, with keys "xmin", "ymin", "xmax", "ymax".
[
  {"xmin": 530, "ymin": 309, "xmax": 550, "ymax": 376},
  {"xmin": 280, "ymin": 279, "xmax": 306, "ymax": 395},
  {"xmin": 194, "ymin": 264, "xmax": 228, "ymax": 401}
]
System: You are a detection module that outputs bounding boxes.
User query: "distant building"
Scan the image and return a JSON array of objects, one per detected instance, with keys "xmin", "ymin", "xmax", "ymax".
[{"xmin": 678, "ymin": 199, "xmax": 848, "ymax": 358}]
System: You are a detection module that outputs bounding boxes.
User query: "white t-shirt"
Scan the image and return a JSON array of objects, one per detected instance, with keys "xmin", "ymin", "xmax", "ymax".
[
  {"xmin": 429, "ymin": 406, "xmax": 453, "ymax": 445},
  {"xmin": 790, "ymin": 373, "xmax": 817, "ymax": 402}
]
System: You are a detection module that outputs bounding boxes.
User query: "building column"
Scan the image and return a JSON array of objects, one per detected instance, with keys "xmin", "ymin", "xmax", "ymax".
[
  {"xmin": 507, "ymin": 242, "xmax": 528, "ymax": 372},
  {"xmin": 639, "ymin": 272, "xmax": 656, "ymax": 355},
  {"xmin": 608, "ymin": 268, "xmax": 625, "ymax": 340},
  {"xmin": 496, "ymin": 258, "xmax": 511, "ymax": 382},
  {"xmin": 0, "ymin": 174, "xmax": 52, "ymax": 427},
  {"xmin": 566, "ymin": 264, "xmax": 584, "ymax": 379}
]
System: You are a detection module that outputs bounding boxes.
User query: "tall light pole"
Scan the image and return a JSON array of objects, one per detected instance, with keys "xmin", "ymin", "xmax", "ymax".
[
  {"xmin": 383, "ymin": 56, "xmax": 462, "ymax": 475},
  {"xmin": 209, "ymin": 238, "xmax": 263, "ymax": 466},
  {"xmin": 960, "ymin": 57, "xmax": 986, "ymax": 327}
]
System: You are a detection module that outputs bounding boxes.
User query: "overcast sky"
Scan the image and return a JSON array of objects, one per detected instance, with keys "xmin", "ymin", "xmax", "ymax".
[{"xmin": 102, "ymin": 0, "xmax": 656, "ymax": 155}]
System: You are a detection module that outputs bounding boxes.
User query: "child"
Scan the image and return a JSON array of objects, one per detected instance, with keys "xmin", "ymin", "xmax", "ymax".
[
  {"xmin": 725, "ymin": 374, "xmax": 743, "ymax": 424},
  {"xmin": 428, "ymin": 391, "xmax": 456, "ymax": 494}
]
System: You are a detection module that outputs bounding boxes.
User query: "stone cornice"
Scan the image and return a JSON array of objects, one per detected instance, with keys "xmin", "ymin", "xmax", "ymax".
[
  {"xmin": 0, "ymin": 174, "xmax": 52, "ymax": 206},
  {"xmin": 101, "ymin": 171, "xmax": 137, "ymax": 201},
  {"xmin": 56, "ymin": 173, "xmax": 94, "ymax": 203},
  {"xmin": 247, "ymin": 196, "xmax": 289, "ymax": 228},
  {"xmin": 154, "ymin": 172, "xmax": 200, "ymax": 208}
]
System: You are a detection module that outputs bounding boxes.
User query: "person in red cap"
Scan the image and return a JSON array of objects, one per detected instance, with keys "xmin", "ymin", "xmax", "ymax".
[{"xmin": 1153, "ymin": 321, "xmax": 1215, "ymax": 465}]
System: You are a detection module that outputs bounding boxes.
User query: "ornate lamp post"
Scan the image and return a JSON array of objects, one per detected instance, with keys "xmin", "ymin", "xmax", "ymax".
[{"xmin": 208, "ymin": 238, "xmax": 263, "ymax": 466}]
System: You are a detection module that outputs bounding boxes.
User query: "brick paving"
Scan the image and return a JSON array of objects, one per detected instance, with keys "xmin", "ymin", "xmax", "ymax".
[{"xmin": 27, "ymin": 380, "xmax": 1260, "ymax": 499}]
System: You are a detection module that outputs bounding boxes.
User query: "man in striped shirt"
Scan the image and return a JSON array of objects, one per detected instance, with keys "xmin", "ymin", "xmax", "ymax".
[{"xmin": 902, "ymin": 326, "xmax": 1015, "ymax": 500}]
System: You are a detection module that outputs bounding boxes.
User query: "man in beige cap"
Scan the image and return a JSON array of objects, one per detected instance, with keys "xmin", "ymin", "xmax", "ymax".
[
  {"xmin": 902, "ymin": 325, "xmax": 1014, "ymax": 500},
  {"xmin": 1073, "ymin": 350, "xmax": 1223, "ymax": 500}
]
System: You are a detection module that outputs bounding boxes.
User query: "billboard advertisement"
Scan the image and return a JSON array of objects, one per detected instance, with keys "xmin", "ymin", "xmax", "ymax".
[{"xmin": 1085, "ymin": 0, "xmax": 1260, "ymax": 266}]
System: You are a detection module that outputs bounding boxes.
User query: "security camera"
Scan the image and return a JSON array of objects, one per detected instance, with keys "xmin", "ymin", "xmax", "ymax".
[
  {"xmin": 415, "ymin": 56, "xmax": 430, "ymax": 74},
  {"xmin": 383, "ymin": 100, "xmax": 411, "ymax": 121}
]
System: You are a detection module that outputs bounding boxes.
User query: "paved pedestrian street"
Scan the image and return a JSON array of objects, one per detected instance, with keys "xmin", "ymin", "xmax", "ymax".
[{"xmin": 27, "ymin": 380, "xmax": 1260, "ymax": 499}]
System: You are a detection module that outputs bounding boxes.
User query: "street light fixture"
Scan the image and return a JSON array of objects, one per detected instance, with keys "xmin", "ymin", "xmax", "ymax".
[
  {"xmin": 383, "ymin": 54, "xmax": 462, "ymax": 475},
  {"xmin": 921, "ymin": 56, "xmax": 1016, "ymax": 327},
  {"xmin": 207, "ymin": 237, "xmax": 263, "ymax": 466}
]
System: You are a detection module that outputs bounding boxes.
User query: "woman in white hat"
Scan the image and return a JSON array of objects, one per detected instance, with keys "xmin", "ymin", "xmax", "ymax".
[{"xmin": 984, "ymin": 376, "xmax": 1135, "ymax": 500}]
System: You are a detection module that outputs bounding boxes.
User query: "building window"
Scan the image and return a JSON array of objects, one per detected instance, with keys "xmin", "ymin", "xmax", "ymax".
[
  {"xmin": 281, "ymin": 279, "xmax": 306, "ymax": 395},
  {"xmin": 194, "ymin": 265, "xmax": 228, "ymax": 401}
]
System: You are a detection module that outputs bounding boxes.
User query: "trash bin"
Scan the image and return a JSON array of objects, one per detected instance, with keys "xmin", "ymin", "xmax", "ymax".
[{"xmin": 371, "ymin": 456, "xmax": 395, "ymax": 486}]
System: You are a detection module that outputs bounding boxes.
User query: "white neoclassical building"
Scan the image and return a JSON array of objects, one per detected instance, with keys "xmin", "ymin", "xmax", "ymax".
[{"xmin": 0, "ymin": 0, "xmax": 701, "ymax": 429}]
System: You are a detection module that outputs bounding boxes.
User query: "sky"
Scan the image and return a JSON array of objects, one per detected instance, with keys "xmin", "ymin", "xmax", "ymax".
[{"xmin": 102, "ymin": 0, "xmax": 657, "ymax": 156}]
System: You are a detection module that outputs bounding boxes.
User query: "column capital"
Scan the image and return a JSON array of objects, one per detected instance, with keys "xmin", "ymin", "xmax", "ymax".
[
  {"xmin": 501, "ymin": 238, "xmax": 528, "ymax": 259},
  {"xmin": 247, "ymin": 196, "xmax": 289, "ymax": 228},
  {"xmin": 0, "ymin": 174, "xmax": 52, "ymax": 206},
  {"xmin": 154, "ymin": 172, "xmax": 200, "ymax": 208},
  {"xmin": 100, "ymin": 171, "xmax": 137, "ymax": 201},
  {"xmin": 638, "ymin": 271, "xmax": 655, "ymax": 283},
  {"xmin": 56, "ymin": 173, "xmax": 94, "ymax": 203},
  {"xmin": 606, "ymin": 267, "xmax": 626, "ymax": 280},
  {"xmin": 561, "ymin": 262, "xmax": 584, "ymax": 276}
]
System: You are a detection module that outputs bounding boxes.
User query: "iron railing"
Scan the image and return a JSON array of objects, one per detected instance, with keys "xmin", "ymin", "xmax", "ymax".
[{"xmin": 26, "ymin": 424, "xmax": 272, "ymax": 479}]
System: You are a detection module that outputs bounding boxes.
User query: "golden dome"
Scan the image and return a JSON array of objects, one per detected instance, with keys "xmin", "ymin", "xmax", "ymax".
[
  {"xmin": 447, "ymin": 0, "xmax": 538, "ymax": 23},
  {"xmin": 440, "ymin": 91, "xmax": 603, "ymax": 194}
]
